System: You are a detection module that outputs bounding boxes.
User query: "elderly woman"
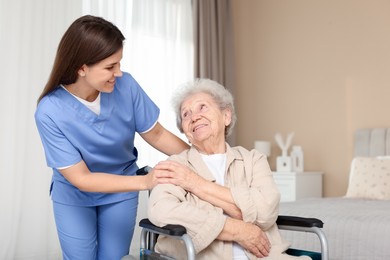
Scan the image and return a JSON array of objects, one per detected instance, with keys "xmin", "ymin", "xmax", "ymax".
[{"xmin": 149, "ymin": 79, "xmax": 310, "ymax": 260}]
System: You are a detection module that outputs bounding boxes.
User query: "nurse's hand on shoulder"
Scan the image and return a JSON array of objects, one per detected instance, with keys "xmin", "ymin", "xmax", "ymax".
[
  {"xmin": 144, "ymin": 166, "xmax": 181, "ymax": 190},
  {"xmin": 153, "ymin": 160, "xmax": 203, "ymax": 192}
]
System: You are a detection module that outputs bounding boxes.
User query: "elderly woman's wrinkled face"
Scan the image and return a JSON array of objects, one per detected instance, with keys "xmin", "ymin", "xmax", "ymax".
[{"xmin": 180, "ymin": 92, "xmax": 231, "ymax": 146}]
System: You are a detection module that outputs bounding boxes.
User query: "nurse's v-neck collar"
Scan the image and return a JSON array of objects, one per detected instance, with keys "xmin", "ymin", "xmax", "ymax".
[
  {"xmin": 61, "ymin": 85, "xmax": 101, "ymax": 115},
  {"xmin": 58, "ymin": 86, "xmax": 114, "ymax": 127}
]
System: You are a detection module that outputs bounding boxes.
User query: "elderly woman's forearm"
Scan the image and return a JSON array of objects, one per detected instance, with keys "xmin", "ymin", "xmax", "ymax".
[{"xmin": 191, "ymin": 179, "xmax": 242, "ymax": 218}]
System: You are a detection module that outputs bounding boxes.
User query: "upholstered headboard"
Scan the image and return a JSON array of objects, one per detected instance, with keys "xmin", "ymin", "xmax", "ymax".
[{"xmin": 354, "ymin": 128, "xmax": 390, "ymax": 157}]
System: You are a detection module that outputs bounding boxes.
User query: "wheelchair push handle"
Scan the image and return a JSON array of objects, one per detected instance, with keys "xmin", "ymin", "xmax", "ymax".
[{"xmin": 136, "ymin": 166, "xmax": 152, "ymax": 176}]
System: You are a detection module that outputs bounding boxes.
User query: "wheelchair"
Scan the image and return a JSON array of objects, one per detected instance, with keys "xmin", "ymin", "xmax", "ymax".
[{"xmin": 123, "ymin": 166, "xmax": 329, "ymax": 260}]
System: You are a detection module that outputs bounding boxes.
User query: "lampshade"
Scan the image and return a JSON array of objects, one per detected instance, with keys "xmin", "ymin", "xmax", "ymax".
[{"xmin": 254, "ymin": 141, "xmax": 271, "ymax": 157}]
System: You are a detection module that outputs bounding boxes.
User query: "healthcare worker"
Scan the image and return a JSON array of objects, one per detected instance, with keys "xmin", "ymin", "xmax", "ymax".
[{"xmin": 35, "ymin": 15, "xmax": 189, "ymax": 260}]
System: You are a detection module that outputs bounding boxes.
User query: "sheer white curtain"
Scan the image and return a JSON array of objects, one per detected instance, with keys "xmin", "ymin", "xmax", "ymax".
[
  {"xmin": 1, "ymin": 1, "xmax": 82, "ymax": 259},
  {"xmin": 0, "ymin": 0, "xmax": 192, "ymax": 259},
  {"xmin": 81, "ymin": 0, "xmax": 193, "ymax": 170}
]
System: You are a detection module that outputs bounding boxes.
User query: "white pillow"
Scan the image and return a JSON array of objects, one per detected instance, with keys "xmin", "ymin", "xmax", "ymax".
[{"xmin": 346, "ymin": 157, "xmax": 390, "ymax": 200}]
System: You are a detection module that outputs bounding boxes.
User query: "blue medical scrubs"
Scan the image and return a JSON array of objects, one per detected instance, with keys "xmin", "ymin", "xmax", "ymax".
[{"xmin": 35, "ymin": 72, "xmax": 159, "ymax": 259}]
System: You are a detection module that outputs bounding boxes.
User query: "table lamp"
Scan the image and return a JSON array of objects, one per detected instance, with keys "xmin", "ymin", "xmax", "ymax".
[{"xmin": 254, "ymin": 141, "xmax": 271, "ymax": 157}]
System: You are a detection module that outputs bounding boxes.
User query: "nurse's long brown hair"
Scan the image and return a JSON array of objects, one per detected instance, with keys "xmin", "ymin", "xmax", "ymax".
[{"xmin": 37, "ymin": 15, "xmax": 125, "ymax": 104}]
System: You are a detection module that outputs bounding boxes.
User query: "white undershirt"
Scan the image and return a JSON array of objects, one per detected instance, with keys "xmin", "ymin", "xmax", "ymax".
[
  {"xmin": 61, "ymin": 85, "xmax": 101, "ymax": 115},
  {"xmin": 201, "ymin": 154, "xmax": 249, "ymax": 260}
]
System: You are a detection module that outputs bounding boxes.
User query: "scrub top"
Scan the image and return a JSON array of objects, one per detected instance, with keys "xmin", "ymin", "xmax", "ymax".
[{"xmin": 35, "ymin": 72, "xmax": 160, "ymax": 206}]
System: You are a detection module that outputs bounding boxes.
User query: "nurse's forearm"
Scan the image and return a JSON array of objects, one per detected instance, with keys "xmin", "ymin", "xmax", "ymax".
[
  {"xmin": 156, "ymin": 130, "xmax": 189, "ymax": 155},
  {"xmin": 77, "ymin": 173, "xmax": 150, "ymax": 193},
  {"xmin": 192, "ymin": 180, "xmax": 242, "ymax": 219},
  {"xmin": 59, "ymin": 160, "xmax": 154, "ymax": 192},
  {"xmin": 141, "ymin": 122, "xmax": 189, "ymax": 155}
]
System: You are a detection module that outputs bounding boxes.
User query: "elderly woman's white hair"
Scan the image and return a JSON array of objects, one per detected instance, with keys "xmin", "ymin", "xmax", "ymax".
[{"xmin": 171, "ymin": 78, "xmax": 237, "ymax": 137}]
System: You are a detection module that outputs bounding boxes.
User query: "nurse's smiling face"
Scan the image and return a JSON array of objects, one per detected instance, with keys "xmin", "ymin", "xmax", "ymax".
[
  {"xmin": 82, "ymin": 48, "xmax": 123, "ymax": 92},
  {"xmin": 71, "ymin": 48, "xmax": 124, "ymax": 101}
]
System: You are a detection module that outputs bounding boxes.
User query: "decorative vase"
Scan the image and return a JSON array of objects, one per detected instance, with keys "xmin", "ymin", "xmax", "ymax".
[{"xmin": 291, "ymin": 146, "xmax": 304, "ymax": 172}]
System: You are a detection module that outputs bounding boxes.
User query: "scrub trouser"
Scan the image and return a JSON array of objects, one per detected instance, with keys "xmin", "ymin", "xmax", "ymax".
[{"xmin": 53, "ymin": 198, "xmax": 138, "ymax": 260}]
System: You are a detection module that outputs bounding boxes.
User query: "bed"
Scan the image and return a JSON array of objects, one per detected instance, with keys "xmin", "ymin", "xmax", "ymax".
[{"xmin": 278, "ymin": 128, "xmax": 390, "ymax": 260}]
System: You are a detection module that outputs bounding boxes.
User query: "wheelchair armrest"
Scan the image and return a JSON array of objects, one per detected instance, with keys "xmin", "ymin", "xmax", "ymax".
[
  {"xmin": 277, "ymin": 215, "xmax": 323, "ymax": 228},
  {"xmin": 139, "ymin": 219, "xmax": 196, "ymax": 260},
  {"xmin": 139, "ymin": 218, "xmax": 187, "ymax": 237}
]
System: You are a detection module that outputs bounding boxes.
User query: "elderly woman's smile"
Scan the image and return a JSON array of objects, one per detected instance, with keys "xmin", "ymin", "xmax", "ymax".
[{"xmin": 193, "ymin": 123, "xmax": 207, "ymax": 132}]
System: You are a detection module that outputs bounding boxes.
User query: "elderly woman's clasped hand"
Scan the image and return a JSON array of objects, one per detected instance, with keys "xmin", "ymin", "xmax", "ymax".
[{"xmin": 225, "ymin": 218, "xmax": 272, "ymax": 258}]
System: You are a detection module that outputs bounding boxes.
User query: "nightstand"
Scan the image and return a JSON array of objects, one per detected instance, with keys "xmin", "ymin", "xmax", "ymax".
[{"xmin": 272, "ymin": 171, "xmax": 323, "ymax": 202}]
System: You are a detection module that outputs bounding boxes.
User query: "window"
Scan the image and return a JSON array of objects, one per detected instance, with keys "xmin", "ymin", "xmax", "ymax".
[{"xmin": 83, "ymin": 0, "xmax": 193, "ymax": 166}]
